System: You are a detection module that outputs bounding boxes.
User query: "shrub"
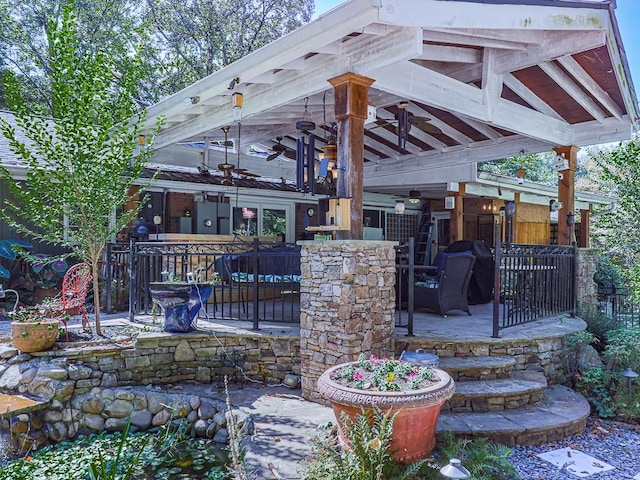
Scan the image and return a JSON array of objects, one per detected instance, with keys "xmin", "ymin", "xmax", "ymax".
[
  {"xmin": 577, "ymin": 307, "xmax": 619, "ymax": 351},
  {"xmin": 572, "ymin": 328, "xmax": 640, "ymax": 421}
]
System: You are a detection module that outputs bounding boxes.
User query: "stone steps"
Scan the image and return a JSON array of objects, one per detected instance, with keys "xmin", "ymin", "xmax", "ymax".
[
  {"xmin": 442, "ymin": 378, "xmax": 547, "ymax": 413},
  {"xmin": 437, "ymin": 385, "xmax": 590, "ymax": 446},
  {"xmin": 438, "ymin": 355, "xmax": 516, "ymax": 381}
]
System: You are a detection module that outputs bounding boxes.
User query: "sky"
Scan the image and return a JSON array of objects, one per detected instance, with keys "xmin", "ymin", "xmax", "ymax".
[{"xmin": 314, "ymin": 0, "xmax": 640, "ymax": 100}]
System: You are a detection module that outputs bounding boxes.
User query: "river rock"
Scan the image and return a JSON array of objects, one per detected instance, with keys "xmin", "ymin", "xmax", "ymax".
[
  {"xmin": 130, "ymin": 410, "xmax": 152, "ymax": 429},
  {"xmin": 104, "ymin": 399, "xmax": 133, "ymax": 418},
  {"xmin": 84, "ymin": 414, "xmax": 105, "ymax": 431}
]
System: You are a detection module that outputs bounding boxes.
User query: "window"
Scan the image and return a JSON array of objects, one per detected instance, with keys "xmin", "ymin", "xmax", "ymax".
[
  {"xmin": 262, "ymin": 209, "xmax": 286, "ymax": 241},
  {"xmin": 233, "ymin": 207, "xmax": 257, "ymax": 236}
]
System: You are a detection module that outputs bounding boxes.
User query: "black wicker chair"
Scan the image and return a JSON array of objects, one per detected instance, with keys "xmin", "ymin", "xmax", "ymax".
[{"xmin": 414, "ymin": 253, "xmax": 475, "ymax": 317}]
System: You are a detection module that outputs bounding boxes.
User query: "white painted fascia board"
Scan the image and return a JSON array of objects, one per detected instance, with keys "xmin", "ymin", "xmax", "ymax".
[
  {"xmin": 603, "ymin": 10, "xmax": 640, "ymax": 132},
  {"xmin": 376, "ymin": 0, "xmax": 609, "ymax": 31}
]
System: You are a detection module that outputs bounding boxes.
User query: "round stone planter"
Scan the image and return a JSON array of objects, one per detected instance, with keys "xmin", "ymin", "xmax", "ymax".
[
  {"xmin": 11, "ymin": 319, "xmax": 59, "ymax": 353},
  {"xmin": 317, "ymin": 362, "xmax": 455, "ymax": 464}
]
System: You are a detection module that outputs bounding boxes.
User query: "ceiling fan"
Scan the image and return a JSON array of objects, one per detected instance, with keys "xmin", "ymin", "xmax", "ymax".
[
  {"xmin": 370, "ymin": 101, "xmax": 442, "ymax": 149},
  {"xmin": 266, "ymin": 137, "xmax": 295, "ymax": 161}
]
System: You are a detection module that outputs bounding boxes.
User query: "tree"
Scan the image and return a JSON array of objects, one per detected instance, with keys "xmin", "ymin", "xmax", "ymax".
[
  {"xmin": 590, "ymin": 137, "xmax": 640, "ymax": 295},
  {"xmin": 144, "ymin": 0, "xmax": 313, "ymax": 98},
  {"xmin": 0, "ymin": 0, "xmax": 148, "ymax": 111},
  {"xmin": 478, "ymin": 152, "xmax": 559, "ymax": 185},
  {"xmin": 0, "ymin": 2, "xmax": 162, "ymax": 335}
]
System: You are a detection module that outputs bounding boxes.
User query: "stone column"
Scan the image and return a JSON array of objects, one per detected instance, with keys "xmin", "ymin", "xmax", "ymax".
[
  {"xmin": 299, "ymin": 240, "xmax": 397, "ymax": 403},
  {"xmin": 576, "ymin": 248, "xmax": 598, "ymax": 313}
]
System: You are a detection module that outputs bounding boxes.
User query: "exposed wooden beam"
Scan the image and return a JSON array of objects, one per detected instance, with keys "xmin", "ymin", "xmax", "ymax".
[
  {"xmin": 482, "ymin": 48, "xmax": 502, "ymax": 119},
  {"xmin": 153, "ymin": 27, "xmax": 423, "ymax": 149},
  {"xmin": 539, "ymin": 61, "xmax": 607, "ymax": 123},
  {"xmin": 494, "ymin": 31, "xmax": 606, "ymax": 74},
  {"xmin": 557, "ymin": 55, "xmax": 624, "ymax": 120},
  {"xmin": 145, "ymin": 0, "xmax": 380, "ymax": 126},
  {"xmin": 372, "ymin": 61, "xmax": 573, "ymax": 145},
  {"xmin": 418, "ymin": 44, "xmax": 482, "ymax": 63},
  {"xmin": 408, "ymin": 104, "xmax": 472, "ymax": 146},
  {"xmin": 503, "ymin": 73, "xmax": 564, "ymax": 121},
  {"xmin": 422, "ymin": 29, "xmax": 527, "ymax": 51}
]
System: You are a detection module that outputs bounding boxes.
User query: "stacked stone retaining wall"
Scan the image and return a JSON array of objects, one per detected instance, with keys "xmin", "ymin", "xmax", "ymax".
[
  {"xmin": 401, "ymin": 335, "xmax": 571, "ymax": 385},
  {"xmin": 0, "ymin": 328, "xmax": 293, "ymax": 450}
]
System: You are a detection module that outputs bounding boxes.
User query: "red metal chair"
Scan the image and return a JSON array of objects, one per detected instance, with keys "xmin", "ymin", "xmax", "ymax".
[{"xmin": 55, "ymin": 263, "xmax": 92, "ymax": 340}]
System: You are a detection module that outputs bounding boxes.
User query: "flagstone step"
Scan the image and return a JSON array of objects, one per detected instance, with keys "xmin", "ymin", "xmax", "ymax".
[
  {"xmin": 442, "ymin": 378, "xmax": 547, "ymax": 413},
  {"xmin": 438, "ymin": 355, "xmax": 516, "ymax": 381},
  {"xmin": 436, "ymin": 385, "xmax": 590, "ymax": 446}
]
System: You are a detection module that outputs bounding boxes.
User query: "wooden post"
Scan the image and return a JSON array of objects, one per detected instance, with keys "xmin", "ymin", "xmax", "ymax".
[
  {"xmin": 513, "ymin": 192, "xmax": 520, "ymax": 244},
  {"xmin": 580, "ymin": 207, "xmax": 591, "ymax": 248},
  {"xmin": 449, "ymin": 183, "xmax": 465, "ymax": 243},
  {"xmin": 329, "ymin": 73, "xmax": 374, "ymax": 240},
  {"xmin": 554, "ymin": 146, "xmax": 579, "ymax": 245}
]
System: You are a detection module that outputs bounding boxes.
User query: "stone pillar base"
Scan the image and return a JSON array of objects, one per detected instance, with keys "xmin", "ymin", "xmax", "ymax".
[{"xmin": 298, "ymin": 240, "xmax": 397, "ymax": 402}]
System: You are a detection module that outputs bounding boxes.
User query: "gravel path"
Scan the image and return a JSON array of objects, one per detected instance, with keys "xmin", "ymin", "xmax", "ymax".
[{"xmin": 509, "ymin": 418, "xmax": 640, "ymax": 479}]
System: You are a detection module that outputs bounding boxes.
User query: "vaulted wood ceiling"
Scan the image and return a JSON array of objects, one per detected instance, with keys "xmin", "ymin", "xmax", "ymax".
[{"xmin": 145, "ymin": 0, "xmax": 637, "ymax": 194}]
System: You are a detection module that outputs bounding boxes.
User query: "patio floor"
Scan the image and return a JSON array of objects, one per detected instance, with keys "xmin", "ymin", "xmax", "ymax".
[{"xmin": 124, "ymin": 300, "xmax": 584, "ymax": 345}]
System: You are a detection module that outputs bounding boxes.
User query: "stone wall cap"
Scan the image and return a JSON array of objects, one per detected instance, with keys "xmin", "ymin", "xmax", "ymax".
[{"xmin": 298, "ymin": 240, "xmax": 397, "ymax": 247}]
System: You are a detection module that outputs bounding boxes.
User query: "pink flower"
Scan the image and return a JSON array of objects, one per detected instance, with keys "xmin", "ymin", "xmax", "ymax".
[{"xmin": 353, "ymin": 372, "xmax": 363, "ymax": 380}]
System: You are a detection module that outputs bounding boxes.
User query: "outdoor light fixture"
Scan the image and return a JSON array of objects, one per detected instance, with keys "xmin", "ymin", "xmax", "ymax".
[
  {"xmin": 227, "ymin": 77, "xmax": 240, "ymax": 90},
  {"xmin": 505, "ymin": 201, "xmax": 516, "ymax": 250},
  {"xmin": 137, "ymin": 135, "xmax": 146, "ymax": 146},
  {"xmin": 232, "ymin": 92, "xmax": 243, "ymax": 122},
  {"xmin": 395, "ymin": 199, "xmax": 405, "ymax": 244},
  {"xmin": 408, "ymin": 190, "xmax": 421, "ymax": 204},
  {"xmin": 439, "ymin": 458, "xmax": 471, "ymax": 479},
  {"xmin": 232, "ymin": 92, "xmax": 243, "ymax": 109},
  {"xmin": 504, "ymin": 201, "xmax": 516, "ymax": 219},
  {"xmin": 620, "ymin": 367, "xmax": 638, "ymax": 405},
  {"xmin": 517, "ymin": 168, "xmax": 525, "ymax": 185},
  {"xmin": 566, "ymin": 212, "xmax": 575, "ymax": 227}
]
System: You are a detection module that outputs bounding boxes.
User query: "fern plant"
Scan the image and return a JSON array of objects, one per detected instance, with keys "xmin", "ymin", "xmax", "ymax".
[
  {"xmin": 301, "ymin": 406, "xmax": 428, "ymax": 480},
  {"xmin": 435, "ymin": 432, "xmax": 521, "ymax": 480},
  {"xmin": 302, "ymin": 413, "xmax": 523, "ymax": 480}
]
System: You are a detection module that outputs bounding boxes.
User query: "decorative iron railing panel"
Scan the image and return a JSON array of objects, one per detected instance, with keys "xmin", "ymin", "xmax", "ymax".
[
  {"xmin": 598, "ymin": 287, "xmax": 640, "ymax": 329},
  {"xmin": 104, "ymin": 239, "xmax": 301, "ymax": 329},
  {"xmin": 493, "ymin": 239, "xmax": 576, "ymax": 337},
  {"xmin": 394, "ymin": 238, "xmax": 576, "ymax": 337}
]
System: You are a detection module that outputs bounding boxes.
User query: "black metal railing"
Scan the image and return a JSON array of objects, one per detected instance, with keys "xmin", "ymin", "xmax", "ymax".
[
  {"xmin": 395, "ymin": 238, "xmax": 437, "ymax": 336},
  {"xmin": 598, "ymin": 286, "xmax": 640, "ymax": 329},
  {"xmin": 492, "ymin": 238, "xmax": 576, "ymax": 337},
  {"xmin": 104, "ymin": 238, "xmax": 301, "ymax": 330}
]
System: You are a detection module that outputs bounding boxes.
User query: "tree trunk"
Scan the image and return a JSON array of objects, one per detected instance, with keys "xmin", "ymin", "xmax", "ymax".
[{"xmin": 92, "ymin": 258, "xmax": 102, "ymax": 336}]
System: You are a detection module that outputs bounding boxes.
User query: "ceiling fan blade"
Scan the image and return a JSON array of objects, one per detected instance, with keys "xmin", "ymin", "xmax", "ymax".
[
  {"xmin": 409, "ymin": 115, "xmax": 442, "ymax": 134},
  {"xmin": 266, "ymin": 152, "xmax": 280, "ymax": 161}
]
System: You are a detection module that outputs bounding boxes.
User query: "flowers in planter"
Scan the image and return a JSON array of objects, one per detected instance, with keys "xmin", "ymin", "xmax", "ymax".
[{"xmin": 330, "ymin": 353, "xmax": 439, "ymax": 392}]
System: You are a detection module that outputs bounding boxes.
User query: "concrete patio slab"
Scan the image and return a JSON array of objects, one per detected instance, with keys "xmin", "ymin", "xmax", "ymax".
[{"xmin": 537, "ymin": 447, "xmax": 614, "ymax": 478}]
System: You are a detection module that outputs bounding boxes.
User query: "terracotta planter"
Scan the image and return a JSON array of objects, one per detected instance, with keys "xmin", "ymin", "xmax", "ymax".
[
  {"xmin": 317, "ymin": 363, "xmax": 455, "ymax": 464},
  {"xmin": 11, "ymin": 320, "xmax": 59, "ymax": 353}
]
